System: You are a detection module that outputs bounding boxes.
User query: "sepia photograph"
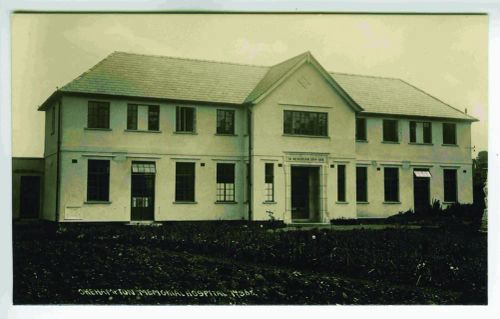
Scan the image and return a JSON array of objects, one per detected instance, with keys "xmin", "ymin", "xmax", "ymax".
[{"xmin": 6, "ymin": 10, "xmax": 490, "ymax": 308}]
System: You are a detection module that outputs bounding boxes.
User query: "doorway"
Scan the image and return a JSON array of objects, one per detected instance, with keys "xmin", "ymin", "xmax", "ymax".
[
  {"xmin": 19, "ymin": 175, "xmax": 41, "ymax": 219},
  {"xmin": 291, "ymin": 166, "xmax": 320, "ymax": 222},
  {"xmin": 131, "ymin": 162, "xmax": 156, "ymax": 221},
  {"xmin": 413, "ymin": 169, "xmax": 431, "ymax": 213}
]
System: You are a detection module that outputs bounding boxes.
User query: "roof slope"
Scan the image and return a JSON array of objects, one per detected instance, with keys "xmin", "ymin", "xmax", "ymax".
[
  {"xmin": 61, "ymin": 52, "xmax": 268, "ymax": 105},
  {"xmin": 330, "ymin": 72, "xmax": 476, "ymax": 121},
  {"xmin": 51, "ymin": 51, "xmax": 476, "ymax": 121}
]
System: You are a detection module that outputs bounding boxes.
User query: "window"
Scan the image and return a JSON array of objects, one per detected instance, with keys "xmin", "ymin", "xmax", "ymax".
[
  {"xmin": 216, "ymin": 163, "xmax": 235, "ymax": 202},
  {"xmin": 127, "ymin": 104, "xmax": 138, "ymax": 130},
  {"xmin": 383, "ymin": 119, "xmax": 398, "ymax": 142},
  {"xmin": 337, "ymin": 165, "xmax": 346, "ymax": 202},
  {"xmin": 384, "ymin": 167, "xmax": 399, "ymax": 202},
  {"xmin": 356, "ymin": 166, "xmax": 368, "ymax": 202},
  {"xmin": 264, "ymin": 163, "xmax": 274, "ymax": 202},
  {"xmin": 87, "ymin": 160, "xmax": 110, "ymax": 201},
  {"xmin": 442, "ymin": 123, "xmax": 457, "ymax": 145},
  {"xmin": 87, "ymin": 101, "xmax": 110, "ymax": 129},
  {"xmin": 148, "ymin": 105, "xmax": 160, "ymax": 131},
  {"xmin": 356, "ymin": 118, "xmax": 366, "ymax": 141},
  {"xmin": 176, "ymin": 106, "xmax": 196, "ymax": 132},
  {"xmin": 175, "ymin": 162, "xmax": 195, "ymax": 202},
  {"xmin": 51, "ymin": 104, "xmax": 56, "ymax": 135},
  {"xmin": 283, "ymin": 110, "xmax": 328, "ymax": 136},
  {"xmin": 217, "ymin": 109, "xmax": 235, "ymax": 134},
  {"xmin": 410, "ymin": 121, "xmax": 432, "ymax": 144},
  {"xmin": 443, "ymin": 169, "xmax": 457, "ymax": 202}
]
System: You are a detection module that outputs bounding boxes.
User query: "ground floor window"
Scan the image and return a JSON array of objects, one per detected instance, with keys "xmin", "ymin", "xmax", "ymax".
[
  {"xmin": 356, "ymin": 166, "xmax": 368, "ymax": 202},
  {"xmin": 443, "ymin": 169, "xmax": 458, "ymax": 202},
  {"xmin": 175, "ymin": 162, "xmax": 195, "ymax": 202},
  {"xmin": 384, "ymin": 167, "xmax": 399, "ymax": 202},
  {"xmin": 337, "ymin": 164, "xmax": 346, "ymax": 202},
  {"xmin": 264, "ymin": 163, "xmax": 274, "ymax": 202},
  {"xmin": 87, "ymin": 159, "xmax": 110, "ymax": 201},
  {"xmin": 216, "ymin": 163, "xmax": 235, "ymax": 202}
]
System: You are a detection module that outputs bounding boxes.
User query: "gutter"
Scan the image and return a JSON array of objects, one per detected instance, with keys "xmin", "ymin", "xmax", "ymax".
[
  {"xmin": 55, "ymin": 98, "xmax": 62, "ymax": 221},
  {"xmin": 247, "ymin": 105, "xmax": 253, "ymax": 222}
]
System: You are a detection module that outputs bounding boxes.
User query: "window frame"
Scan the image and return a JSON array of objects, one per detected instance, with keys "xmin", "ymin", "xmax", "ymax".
[
  {"xmin": 148, "ymin": 105, "xmax": 160, "ymax": 131},
  {"xmin": 216, "ymin": 163, "xmax": 236, "ymax": 202},
  {"xmin": 337, "ymin": 164, "xmax": 346, "ymax": 202},
  {"xmin": 127, "ymin": 104, "xmax": 138, "ymax": 130},
  {"xmin": 356, "ymin": 166, "xmax": 368, "ymax": 202},
  {"xmin": 442, "ymin": 122, "xmax": 457, "ymax": 145},
  {"xmin": 384, "ymin": 167, "xmax": 399, "ymax": 202},
  {"xmin": 264, "ymin": 163, "xmax": 275, "ymax": 202},
  {"xmin": 382, "ymin": 119, "xmax": 399, "ymax": 143},
  {"xmin": 409, "ymin": 121, "xmax": 432, "ymax": 144},
  {"xmin": 283, "ymin": 110, "xmax": 328, "ymax": 137},
  {"xmin": 216, "ymin": 109, "xmax": 235, "ymax": 135},
  {"xmin": 175, "ymin": 162, "xmax": 196, "ymax": 202},
  {"xmin": 87, "ymin": 101, "xmax": 110, "ymax": 129},
  {"xmin": 86, "ymin": 159, "xmax": 110, "ymax": 202},
  {"xmin": 356, "ymin": 117, "xmax": 367, "ymax": 141},
  {"xmin": 176, "ymin": 106, "xmax": 196, "ymax": 133},
  {"xmin": 443, "ymin": 169, "xmax": 458, "ymax": 203}
]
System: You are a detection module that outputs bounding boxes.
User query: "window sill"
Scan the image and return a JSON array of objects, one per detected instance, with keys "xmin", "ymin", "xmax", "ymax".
[
  {"xmin": 174, "ymin": 131, "xmax": 197, "ymax": 135},
  {"xmin": 383, "ymin": 201, "xmax": 401, "ymax": 204},
  {"xmin": 442, "ymin": 144, "xmax": 458, "ymax": 147},
  {"xmin": 173, "ymin": 201, "xmax": 198, "ymax": 204},
  {"xmin": 84, "ymin": 127, "xmax": 111, "ymax": 131},
  {"xmin": 356, "ymin": 140, "xmax": 368, "ymax": 143},
  {"xmin": 215, "ymin": 201, "xmax": 238, "ymax": 204},
  {"xmin": 336, "ymin": 201, "xmax": 349, "ymax": 204},
  {"xmin": 409, "ymin": 142, "xmax": 433, "ymax": 146},
  {"xmin": 215, "ymin": 133, "xmax": 237, "ymax": 136},
  {"xmin": 282, "ymin": 134, "xmax": 330, "ymax": 139},
  {"xmin": 356, "ymin": 201, "xmax": 369, "ymax": 204},
  {"xmin": 124, "ymin": 129, "xmax": 162, "ymax": 133},
  {"xmin": 443, "ymin": 201, "xmax": 457, "ymax": 205},
  {"xmin": 263, "ymin": 201, "xmax": 277, "ymax": 204},
  {"xmin": 381, "ymin": 141, "xmax": 399, "ymax": 144},
  {"xmin": 84, "ymin": 201, "xmax": 112, "ymax": 204}
]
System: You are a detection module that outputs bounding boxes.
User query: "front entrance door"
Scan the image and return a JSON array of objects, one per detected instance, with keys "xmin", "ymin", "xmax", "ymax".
[
  {"xmin": 20, "ymin": 175, "xmax": 41, "ymax": 219},
  {"xmin": 413, "ymin": 169, "xmax": 431, "ymax": 213},
  {"xmin": 131, "ymin": 162, "xmax": 156, "ymax": 221},
  {"xmin": 291, "ymin": 166, "xmax": 319, "ymax": 221}
]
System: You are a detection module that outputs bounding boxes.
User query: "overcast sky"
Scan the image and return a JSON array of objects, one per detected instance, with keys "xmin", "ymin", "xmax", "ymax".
[{"xmin": 11, "ymin": 13, "xmax": 488, "ymax": 157}]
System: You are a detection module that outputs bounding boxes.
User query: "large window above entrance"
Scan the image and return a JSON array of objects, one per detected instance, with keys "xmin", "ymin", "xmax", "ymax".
[{"xmin": 283, "ymin": 110, "xmax": 328, "ymax": 137}]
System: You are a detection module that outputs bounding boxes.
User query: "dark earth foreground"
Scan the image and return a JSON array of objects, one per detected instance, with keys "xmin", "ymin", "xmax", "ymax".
[{"xmin": 12, "ymin": 222, "xmax": 487, "ymax": 305}]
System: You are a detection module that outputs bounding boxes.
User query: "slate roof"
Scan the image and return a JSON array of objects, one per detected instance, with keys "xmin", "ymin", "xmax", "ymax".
[{"xmin": 45, "ymin": 51, "xmax": 476, "ymax": 121}]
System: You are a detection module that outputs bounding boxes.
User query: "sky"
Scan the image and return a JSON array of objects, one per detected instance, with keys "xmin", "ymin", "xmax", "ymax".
[{"xmin": 11, "ymin": 13, "xmax": 488, "ymax": 157}]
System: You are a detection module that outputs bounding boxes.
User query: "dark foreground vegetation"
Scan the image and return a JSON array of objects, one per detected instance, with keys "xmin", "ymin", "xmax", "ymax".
[{"xmin": 13, "ymin": 221, "xmax": 486, "ymax": 305}]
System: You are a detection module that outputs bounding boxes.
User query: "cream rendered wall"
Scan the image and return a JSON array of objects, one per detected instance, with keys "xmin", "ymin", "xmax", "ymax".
[
  {"xmin": 251, "ymin": 62, "xmax": 357, "ymax": 222},
  {"xmin": 42, "ymin": 100, "xmax": 59, "ymax": 221},
  {"xmin": 355, "ymin": 117, "xmax": 473, "ymax": 217},
  {"xmin": 56, "ymin": 95, "xmax": 248, "ymax": 222}
]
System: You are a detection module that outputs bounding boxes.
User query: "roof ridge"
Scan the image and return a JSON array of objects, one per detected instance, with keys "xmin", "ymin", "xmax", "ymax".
[
  {"xmin": 112, "ymin": 51, "xmax": 270, "ymax": 68},
  {"xmin": 398, "ymin": 78, "xmax": 477, "ymax": 120},
  {"xmin": 330, "ymin": 71, "xmax": 401, "ymax": 81}
]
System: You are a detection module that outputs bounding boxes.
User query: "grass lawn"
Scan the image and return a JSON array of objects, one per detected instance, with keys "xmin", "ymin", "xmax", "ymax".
[{"xmin": 12, "ymin": 222, "xmax": 487, "ymax": 305}]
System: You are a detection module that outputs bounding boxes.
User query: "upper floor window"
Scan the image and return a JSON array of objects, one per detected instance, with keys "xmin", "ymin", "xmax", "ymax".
[
  {"xmin": 356, "ymin": 118, "xmax": 366, "ymax": 141},
  {"xmin": 217, "ymin": 109, "xmax": 235, "ymax": 135},
  {"xmin": 283, "ymin": 110, "xmax": 328, "ymax": 137},
  {"xmin": 148, "ymin": 105, "xmax": 160, "ymax": 131},
  {"xmin": 410, "ymin": 121, "xmax": 432, "ymax": 144},
  {"xmin": 127, "ymin": 104, "xmax": 138, "ymax": 130},
  {"xmin": 88, "ymin": 101, "xmax": 110, "ymax": 129},
  {"xmin": 442, "ymin": 123, "xmax": 457, "ymax": 145},
  {"xmin": 382, "ymin": 119, "xmax": 398, "ymax": 142},
  {"xmin": 87, "ymin": 159, "xmax": 110, "ymax": 201},
  {"xmin": 175, "ymin": 162, "xmax": 195, "ymax": 202},
  {"xmin": 176, "ymin": 106, "xmax": 196, "ymax": 133},
  {"xmin": 384, "ymin": 167, "xmax": 399, "ymax": 202},
  {"xmin": 264, "ymin": 163, "xmax": 274, "ymax": 202}
]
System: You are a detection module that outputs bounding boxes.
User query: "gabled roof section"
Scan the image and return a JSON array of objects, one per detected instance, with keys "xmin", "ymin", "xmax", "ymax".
[
  {"xmin": 58, "ymin": 51, "xmax": 268, "ymax": 105},
  {"xmin": 330, "ymin": 72, "xmax": 477, "ymax": 121}
]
